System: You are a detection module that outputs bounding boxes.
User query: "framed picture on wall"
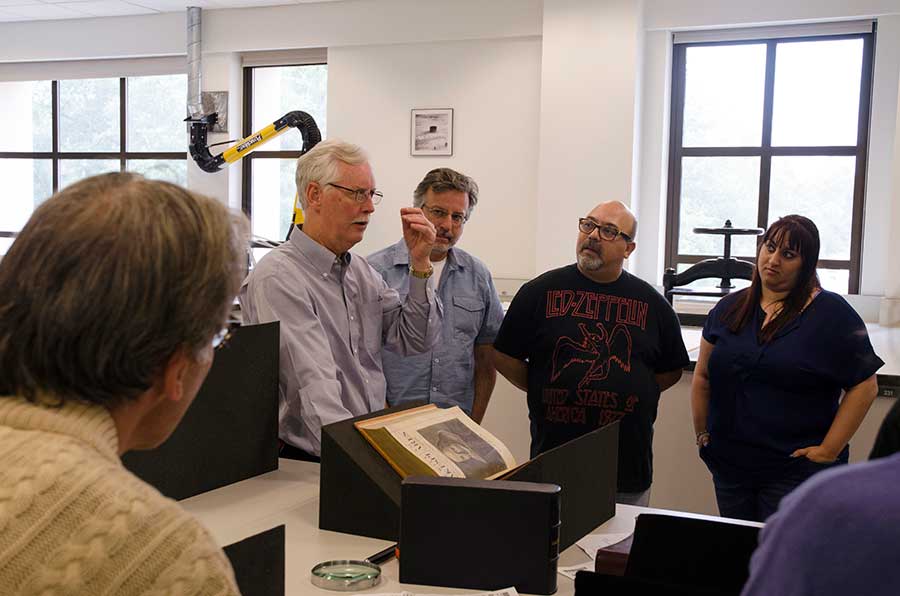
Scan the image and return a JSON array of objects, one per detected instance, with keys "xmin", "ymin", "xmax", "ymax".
[{"xmin": 410, "ymin": 108, "xmax": 453, "ymax": 156}]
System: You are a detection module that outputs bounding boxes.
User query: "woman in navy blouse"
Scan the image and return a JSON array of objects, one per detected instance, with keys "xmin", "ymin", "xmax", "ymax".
[{"xmin": 691, "ymin": 215, "xmax": 883, "ymax": 522}]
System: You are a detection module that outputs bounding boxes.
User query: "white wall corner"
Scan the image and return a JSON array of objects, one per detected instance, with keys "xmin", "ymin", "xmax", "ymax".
[
  {"xmin": 633, "ymin": 28, "xmax": 673, "ymax": 286},
  {"xmin": 535, "ymin": 0, "xmax": 644, "ymax": 274},
  {"xmin": 879, "ymin": 297, "xmax": 900, "ymax": 327},
  {"xmin": 628, "ymin": 0, "xmax": 646, "ymax": 276},
  {"xmin": 864, "ymin": 15, "xmax": 900, "ymax": 298}
]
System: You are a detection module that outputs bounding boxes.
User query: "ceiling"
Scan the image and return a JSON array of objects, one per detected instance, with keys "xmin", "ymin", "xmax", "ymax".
[{"xmin": 0, "ymin": 0, "xmax": 344, "ymax": 23}]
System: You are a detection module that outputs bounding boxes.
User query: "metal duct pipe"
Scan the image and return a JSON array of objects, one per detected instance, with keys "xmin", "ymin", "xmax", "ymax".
[{"xmin": 187, "ymin": 7, "xmax": 204, "ymax": 119}]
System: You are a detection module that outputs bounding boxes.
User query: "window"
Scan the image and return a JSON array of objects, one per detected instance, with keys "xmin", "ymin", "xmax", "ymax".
[
  {"xmin": 665, "ymin": 27, "xmax": 875, "ymax": 294},
  {"xmin": 1, "ymin": 74, "xmax": 187, "ymax": 252},
  {"xmin": 241, "ymin": 63, "xmax": 327, "ymax": 244}
]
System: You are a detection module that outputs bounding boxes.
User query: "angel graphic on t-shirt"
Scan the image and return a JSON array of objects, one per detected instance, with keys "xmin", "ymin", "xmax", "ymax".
[{"xmin": 550, "ymin": 322, "xmax": 632, "ymax": 389}]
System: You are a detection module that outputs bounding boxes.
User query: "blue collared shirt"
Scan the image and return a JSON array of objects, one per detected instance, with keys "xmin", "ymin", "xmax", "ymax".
[
  {"xmin": 239, "ymin": 230, "xmax": 442, "ymax": 456},
  {"xmin": 368, "ymin": 240, "xmax": 504, "ymax": 414}
]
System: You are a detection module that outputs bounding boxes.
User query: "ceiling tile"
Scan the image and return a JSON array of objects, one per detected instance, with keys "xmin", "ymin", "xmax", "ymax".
[
  {"xmin": 55, "ymin": 0, "xmax": 156, "ymax": 16},
  {"xmin": 0, "ymin": 0, "xmax": 344, "ymax": 21},
  {"xmin": 125, "ymin": 0, "xmax": 213, "ymax": 10},
  {"xmin": 204, "ymin": 0, "xmax": 293, "ymax": 8},
  {"xmin": 1, "ymin": 2, "xmax": 90, "ymax": 17},
  {"xmin": 0, "ymin": 8, "xmax": 33, "ymax": 20}
]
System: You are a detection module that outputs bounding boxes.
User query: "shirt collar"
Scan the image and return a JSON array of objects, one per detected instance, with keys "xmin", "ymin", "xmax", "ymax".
[{"xmin": 289, "ymin": 228, "xmax": 352, "ymax": 276}]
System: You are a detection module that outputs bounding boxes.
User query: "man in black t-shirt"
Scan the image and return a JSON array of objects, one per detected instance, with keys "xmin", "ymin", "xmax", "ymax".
[{"xmin": 493, "ymin": 201, "xmax": 688, "ymax": 505}]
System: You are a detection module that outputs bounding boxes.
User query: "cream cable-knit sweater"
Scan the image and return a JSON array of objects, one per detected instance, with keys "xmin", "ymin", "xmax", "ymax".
[{"xmin": 0, "ymin": 397, "xmax": 241, "ymax": 596}]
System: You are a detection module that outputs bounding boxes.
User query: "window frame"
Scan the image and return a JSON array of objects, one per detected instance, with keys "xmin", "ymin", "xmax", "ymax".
[
  {"xmin": 239, "ymin": 61, "xmax": 327, "ymax": 229},
  {"xmin": 664, "ymin": 30, "xmax": 875, "ymax": 294},
  {"xmin": 0, "ymin": 76, "xmax": 187, "ymax": 239}
]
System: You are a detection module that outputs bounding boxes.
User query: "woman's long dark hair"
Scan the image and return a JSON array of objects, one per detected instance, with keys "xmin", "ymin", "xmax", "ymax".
[{"xmin": 723, "ymin": 214, "xmax": 821, "ymax": 343}]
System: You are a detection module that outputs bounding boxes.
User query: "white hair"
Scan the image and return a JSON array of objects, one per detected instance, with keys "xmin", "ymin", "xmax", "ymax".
[{"xmin": 294, "ymin": 139, "xmax": 369, "ymax": 208}]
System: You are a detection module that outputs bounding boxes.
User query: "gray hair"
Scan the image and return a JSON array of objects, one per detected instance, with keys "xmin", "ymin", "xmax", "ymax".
[
  {"xmin": 0, "ymin": 172, "xmax": 249, "ymax": 407},
  {"xmin": 412, "ymin": 168, "xmax": 479, "ymax": 216},
  {"xmin": 295, "ymin": 139, "xmax": 369, "ymax": 209}
]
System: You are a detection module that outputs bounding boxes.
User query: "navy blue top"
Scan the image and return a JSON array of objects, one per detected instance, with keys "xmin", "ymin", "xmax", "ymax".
[{"xmin": 702, "ymin": 290, "xmax": 883, "ymax": 481}]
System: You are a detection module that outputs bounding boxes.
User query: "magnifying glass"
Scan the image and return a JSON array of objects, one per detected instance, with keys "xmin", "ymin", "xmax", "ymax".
[{"xmin": 310, "ymin": 559, "xmax": 381, "ymax": 591}]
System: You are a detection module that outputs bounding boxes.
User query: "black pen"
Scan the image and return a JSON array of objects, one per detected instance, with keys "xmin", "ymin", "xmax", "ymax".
[{"xmin": 365, "ymin": 544, "xmax": 398, "ymax": 566}]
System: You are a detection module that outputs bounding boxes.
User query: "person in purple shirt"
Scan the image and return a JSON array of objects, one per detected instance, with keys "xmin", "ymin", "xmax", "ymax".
[
  {"xmin": 692, "ymin": 215, "xmax": 882, "ymax": 522},
  {"xmin": 240, "ymin": 140, "xmax": 443, "ymax": 461},
  {"xmin": 368, "ymin": 168, "xmax": 504, "ymax": 423},
  {"xmin": 741, "ymin": 452, "xmax": 900, "ymax": 596}
]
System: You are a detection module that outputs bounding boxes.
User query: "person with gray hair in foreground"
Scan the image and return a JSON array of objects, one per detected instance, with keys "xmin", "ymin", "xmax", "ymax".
[
  {"xmin": 0, "ymin": 173, "xmax": 247, "ymax": 595},
  {"xmin": 240, "ymin": 139, "xmax": 442, "ymax": 461}
]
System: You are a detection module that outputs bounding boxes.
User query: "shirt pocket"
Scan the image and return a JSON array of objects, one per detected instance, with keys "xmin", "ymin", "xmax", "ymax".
[
  {"xmin": 452, "ymin": 296, "xmax": 484, "ymax": 340},
  {"xmin": 360, "ymin": 300, "xmax": 384, "ymax": 354}
]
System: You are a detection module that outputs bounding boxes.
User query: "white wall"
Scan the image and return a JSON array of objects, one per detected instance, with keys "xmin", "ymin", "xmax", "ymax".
[
  {"xmin": 0, "ymin": 0, "xmax": 542, "ymax": 64},
  {"xmin": 631, "ymin": 29, "xmax": 671, "ymax": 284},
  {"xmin": 328, "ymin": 37, "xmax": 543, "ymax": 278},
  {"xmin": 535, "ymin": 0, "xmax": 644, "ymax": 273},
  {"xmin": 864, "ymin": 15, "xmax": 900, "ymax": 298}
]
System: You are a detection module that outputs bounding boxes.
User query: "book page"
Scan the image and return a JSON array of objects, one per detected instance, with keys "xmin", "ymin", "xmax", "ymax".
[{"xmin": 383, "ymin": 407, "xmax": 517, "ymax": 479}]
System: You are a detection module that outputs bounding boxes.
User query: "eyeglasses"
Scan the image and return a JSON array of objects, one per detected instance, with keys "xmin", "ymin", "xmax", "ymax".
[
  {"xmin": 326, "ymin": 182, "xmax": 384, "ymax": 205},
  {"xmin": 422, "ymin": 204, "xmax": 468, "ymax": 225},
  {"xmin": 578, "ymin": 218, "xmax": 633, "ymax": 242}
]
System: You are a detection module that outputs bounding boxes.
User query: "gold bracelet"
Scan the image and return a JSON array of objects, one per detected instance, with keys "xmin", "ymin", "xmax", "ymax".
[
  {"xmin": 696, "ymin": 431, "xmax": 710, "ymax": 446},
  {"xmin": 409, "ymin": 265, "xmax": 434, "ymax": 279}
]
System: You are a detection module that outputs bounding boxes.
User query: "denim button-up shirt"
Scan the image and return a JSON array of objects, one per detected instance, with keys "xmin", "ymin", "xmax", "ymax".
[
  {"xmin": 239, "ymin": 230, "xmax": 442, "ymax": 456},
  {"xmin": 368, "ymin": 240, "xmax": 503, "ymax": 414}
]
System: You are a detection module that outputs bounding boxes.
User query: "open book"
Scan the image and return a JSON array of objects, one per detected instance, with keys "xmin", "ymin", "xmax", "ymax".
[{"xmin": 355, "ymin": 404, "xmax": 518, "ymax": 480}]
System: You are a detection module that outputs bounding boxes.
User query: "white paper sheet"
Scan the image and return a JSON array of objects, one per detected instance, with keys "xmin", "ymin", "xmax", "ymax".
[
  {"xmin": 576, "ymin": 531, "xmax": 633, "ymax": 559},
  {"xmin": 557, "ymin": 562, "xmax": 595, "ymax": 580}
]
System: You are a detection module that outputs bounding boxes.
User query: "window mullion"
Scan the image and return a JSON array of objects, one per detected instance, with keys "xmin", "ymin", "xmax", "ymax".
[
  {"xmin": 120, "ymin": 78, "xmax": 127, "ymax": 172},
  {"xmin": 757, "ymin": 41, "xmax": 777, "ymax": 231},
  {"xmin": 51, "ymin": 80, "xmax": 59, "ymax": 193},
  {"xmin": 848, "ymin": 32, "xmax": 875, "ymax": 294},
  {"xmin": 665, "ymin": 44, "xmax": 688, "ymax": 271}
]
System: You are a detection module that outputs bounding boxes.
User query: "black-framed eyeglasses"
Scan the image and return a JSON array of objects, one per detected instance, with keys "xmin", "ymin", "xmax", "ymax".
[
  {"xmin": 326, "ymin": 182, "xmax": 384, "ymax": 205},
  {"xmin": 422, "ymin": 204, "xmax": 468, "ymax": 225},
  {"xmin": 578, "ymin": 218, "xmax": 633, "ymax": 242}
]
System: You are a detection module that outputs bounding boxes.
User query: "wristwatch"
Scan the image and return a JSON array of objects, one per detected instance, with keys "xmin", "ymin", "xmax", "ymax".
[{"xmin": 409, "ymin": 265, "xmax": 434, "ymax": 279}]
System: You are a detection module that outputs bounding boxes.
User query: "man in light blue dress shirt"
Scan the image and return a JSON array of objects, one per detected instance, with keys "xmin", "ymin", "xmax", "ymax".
[
  {"xmin": 240, "ymin": 140, "xmax": 442, "ymax": 460},
  {"xmin": 369, "ymin": 168, "xmax": 504, "ymax": 423}
]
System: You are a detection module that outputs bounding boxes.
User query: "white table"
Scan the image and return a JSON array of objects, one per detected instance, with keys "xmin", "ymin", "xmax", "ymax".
[{"xmin": 181, "ymin": 459, "xmax": 758, "ymax": 596}]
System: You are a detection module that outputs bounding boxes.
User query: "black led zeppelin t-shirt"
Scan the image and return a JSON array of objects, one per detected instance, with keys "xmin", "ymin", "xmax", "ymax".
[{"xmin": 494, "ymin": 265, "xmax": 689, "ymax": 492}]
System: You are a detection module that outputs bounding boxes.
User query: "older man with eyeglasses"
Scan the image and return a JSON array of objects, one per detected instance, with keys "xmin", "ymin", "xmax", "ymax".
[
  {"xmin": 240, "ymin": 140, "xmax": 442, "ymax": 462},
  {"xmin": 368, "ymin": 168, "xmax": 504, "ymax": 423},
  {"xmin": 493, "ymin": 200, "xmax": 688, "ymax": 506}
]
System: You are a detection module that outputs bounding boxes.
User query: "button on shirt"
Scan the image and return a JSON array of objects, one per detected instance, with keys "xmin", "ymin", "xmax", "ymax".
[
  {"xmin": 368, "ymin": 240, "xmax": 504, "ymax": 414},
  {"xmin": 239, "ymin": 230, "xmax": 442, "ymax": 456}
]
